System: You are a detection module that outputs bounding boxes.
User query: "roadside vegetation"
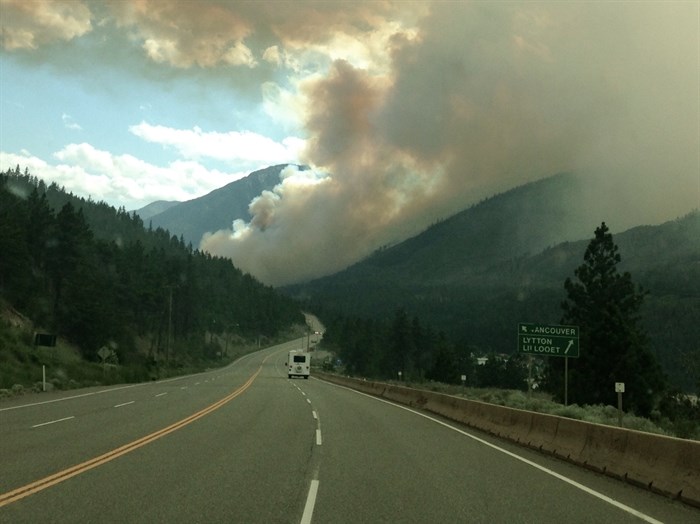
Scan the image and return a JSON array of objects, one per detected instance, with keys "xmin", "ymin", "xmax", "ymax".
[
  {"xmin": 0, "ymin": 167, "xmax": 307, "ymax": 394},
  {"xmin": 316, "ymin": 354, "xmax": 699, "ymax": 441},
  {"xmin": 317, "ymin": 223, "xmax": 700, "ymax": 440},
  {"xmin": 391, "ymin": 380, "xmax": 690, "ymax": 439},
  {"xmin": 0, "ymin": 305, "xmax": 308, "ymax": 399}
]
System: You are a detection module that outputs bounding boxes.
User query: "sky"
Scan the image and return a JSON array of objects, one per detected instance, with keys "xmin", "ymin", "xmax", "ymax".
[{"xmin": 1, "ymin": 1, "xmax": 698, "ymax": 286}]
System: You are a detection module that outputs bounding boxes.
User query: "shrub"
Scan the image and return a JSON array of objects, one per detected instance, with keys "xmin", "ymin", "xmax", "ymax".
[{"xmin": 11, "ymin": 384, "xmax": 24, "ymax": 395}]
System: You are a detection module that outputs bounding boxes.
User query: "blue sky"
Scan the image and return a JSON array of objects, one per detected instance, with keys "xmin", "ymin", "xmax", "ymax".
[
  {"xmin": 1, "ymin": 1, "xmax": 698, "ymax": 285},
  {"xmin": 0, "ymin": 0, "xmax": 332, "ymax": 208}
]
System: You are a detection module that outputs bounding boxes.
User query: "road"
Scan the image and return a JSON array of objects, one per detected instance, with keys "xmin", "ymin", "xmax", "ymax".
[{"xmin": 1, "ymin": 339, "xmax": 697, "ymax": 523}]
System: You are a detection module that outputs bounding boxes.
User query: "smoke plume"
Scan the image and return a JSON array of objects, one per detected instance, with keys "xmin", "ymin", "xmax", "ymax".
[
  {"xmin": 2, "ymin": 2, "xmax": 695, "ymax": 286},
  {"xmin": 201, "ymin": 2, "xmax": 698, "ymax": 286}
]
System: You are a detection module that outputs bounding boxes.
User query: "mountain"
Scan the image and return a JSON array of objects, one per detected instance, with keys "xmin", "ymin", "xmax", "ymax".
[
  {"xmin": 285, "ymin": 174, "xmax": 699, "ymax": 391},
  {"xmin": 341, "ymin": 172, "xmax": 594, "ymax": 285},
  {"xmin": 143, "ymin": 164, "xmax": 294, "ymax": 247},
  {"xmin": 287, "ymin": 172, "xmax": 605, "ymax": 301},
  {"xmin": 134, "ymin": 200, "xmax": 179, "ymax": 220}
]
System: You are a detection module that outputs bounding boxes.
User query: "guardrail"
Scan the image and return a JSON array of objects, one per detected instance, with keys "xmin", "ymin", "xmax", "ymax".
[{"xmin": 316, "ymin": 372, "xmax": 700, "ymax": 508}]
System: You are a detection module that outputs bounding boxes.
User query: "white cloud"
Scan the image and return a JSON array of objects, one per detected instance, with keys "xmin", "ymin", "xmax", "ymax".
[
  {"xmin": 261, "ymin": 81, "xmax": 305, "ymax": 131},
  {"xmin": 1, "ymin": 145, "xmax": 245, "ymax": 210},
  {"xmin": 62, "ymin": 113, "xmax": 82, "ymax": 131},
  {"xmin": 129, "ymin": 122, "xmax": 305, "ymax": 167}
]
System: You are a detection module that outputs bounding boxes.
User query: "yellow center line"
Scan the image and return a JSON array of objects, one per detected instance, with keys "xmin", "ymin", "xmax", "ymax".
[{"xmin": 0, "ymin": 366, "xmax": 263, "ymax": 507}]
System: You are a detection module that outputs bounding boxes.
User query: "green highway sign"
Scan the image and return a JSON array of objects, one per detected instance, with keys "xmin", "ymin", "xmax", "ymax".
[{"xmin": 518, "ymin": 322, "xmax": 580, "ymax": 358}]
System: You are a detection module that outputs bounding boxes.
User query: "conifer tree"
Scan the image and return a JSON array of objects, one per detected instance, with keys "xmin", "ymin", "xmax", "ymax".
[{"xmin": 548, "ymin": 222, "xmax": 666, "ymax": 415}]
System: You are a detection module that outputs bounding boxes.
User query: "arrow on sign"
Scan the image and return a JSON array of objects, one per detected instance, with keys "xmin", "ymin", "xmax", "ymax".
[
  {"xmin": 521, "ymin": 325, "xmax": 528, "ymax": 333},
  {"xmin": 564, "ymin": 340, "xmax": 574, "ymax": 354}
]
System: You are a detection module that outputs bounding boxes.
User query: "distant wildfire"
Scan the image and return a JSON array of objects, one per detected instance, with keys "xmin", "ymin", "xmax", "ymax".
[
  {"xmin": 5, "ymin": 1, "xmax": 690, "ymax": 287},
  {"xmin": 199, "ymin": 2, "xmax": 697, "ymax": 286}
]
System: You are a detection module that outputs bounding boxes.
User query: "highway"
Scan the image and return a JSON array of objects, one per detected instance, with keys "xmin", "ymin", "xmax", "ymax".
[{"xmin": 1, "ymin": 339, "xmax": 697, "ymax": 523}]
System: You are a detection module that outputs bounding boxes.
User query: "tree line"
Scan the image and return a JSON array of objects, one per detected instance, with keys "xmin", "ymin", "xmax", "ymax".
[
  {"xmin": 321, "ymin": 222, "xmax": 698, "ymax": 432},
  {"xmin": 0, "ymin": 167, "xmax": 304, "ymax": 373},
  {"xmin": 321, "ymin": 308, "xmax": 528, "ymax": 390}
]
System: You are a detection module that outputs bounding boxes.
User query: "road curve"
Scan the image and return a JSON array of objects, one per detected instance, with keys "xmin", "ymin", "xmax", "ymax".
[{"xmin": 0, "ymin": 340, "xmax": 697, "ymax": 523}]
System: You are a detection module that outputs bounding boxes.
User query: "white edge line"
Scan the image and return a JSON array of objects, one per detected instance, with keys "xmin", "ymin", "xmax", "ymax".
[
  {"xmin": 324, "ymin": 381, "xmax": 664, "ymax": 524},
  {"xmin": 1, "ymin": 344, "xmax": 275, "ymax": 413},
  {"xmin": 32, "ymin": 416, "xmax": 75, "ymax": 428},
  {"xmin": 1, "ymin": 384, "xmax": 144, "ymax": 412},
  {"xmin": 300, "ymin": 479, "xmax": 319, "ymax": 524}
]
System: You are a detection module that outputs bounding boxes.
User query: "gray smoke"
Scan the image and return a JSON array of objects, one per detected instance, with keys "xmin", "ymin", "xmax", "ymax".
[{"xmin": 202, "ymin": 2, "xmax": 698, "ymax": 286}]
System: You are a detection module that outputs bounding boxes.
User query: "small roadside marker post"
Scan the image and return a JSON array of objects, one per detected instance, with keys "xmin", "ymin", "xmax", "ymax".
[{"xmin": 615, "ymin": 382, "xmax": 625, "ymax": 427}]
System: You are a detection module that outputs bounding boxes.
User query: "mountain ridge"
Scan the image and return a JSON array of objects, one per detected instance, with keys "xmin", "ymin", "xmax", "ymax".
[{"xmin": 139, "ymin": 164, "xmax": 294, "ymax": 247}]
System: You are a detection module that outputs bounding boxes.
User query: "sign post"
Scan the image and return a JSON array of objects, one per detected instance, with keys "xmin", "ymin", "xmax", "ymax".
[
  {"xmin": 565, "ymin": 357, "xmax": 568, "ymax": 405},
  {"xmin": 615, "ymin": 382, "xmax": 625, "ymax": 427},
  {"xmin": 518, "ymin": 323, "xmax": 580, "ymax": 404}
]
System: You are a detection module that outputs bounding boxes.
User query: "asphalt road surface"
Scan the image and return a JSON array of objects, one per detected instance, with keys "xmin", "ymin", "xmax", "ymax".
[{"xmin": 1, "ymin": 339, "xmax": 697, "ymax": 523}]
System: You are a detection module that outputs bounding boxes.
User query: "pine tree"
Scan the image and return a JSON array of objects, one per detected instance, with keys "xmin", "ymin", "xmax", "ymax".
[
  {"xmin": 384, "ymin": 308, "xmax": 414, "ymax": 378},
  {"xmin": 548, "ymin": 222, "xmax": 666, "ymax": 416}
]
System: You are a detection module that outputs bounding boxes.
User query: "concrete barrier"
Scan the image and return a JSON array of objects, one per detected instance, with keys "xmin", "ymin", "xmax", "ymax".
[
  {"xmin": 317, "ymin": 373, "xmax": 700, "ymax": 508},
  {"xmin": 526, "ymin": 412, "xmax": 560, "ymax": 454}
]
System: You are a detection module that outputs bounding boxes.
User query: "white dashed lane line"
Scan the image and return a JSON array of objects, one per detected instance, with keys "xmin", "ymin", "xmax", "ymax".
[
  {"xmin": 32, "ymin": 416, "xmax": 75, "ymax": 428},
  {"xmin": 292, "ymin": 382, "xmax": 322, "ymax": 446},
  {"xmin": 24, "ymin": 377, "xmax": 224, "ymax": 431},
  {"xmin": 301, "ymin": 479, "xmax": 319, "ymax": 524},
  {"xmin": 288, "ymin": 380, "xmax": 322, "ymax": 524}
]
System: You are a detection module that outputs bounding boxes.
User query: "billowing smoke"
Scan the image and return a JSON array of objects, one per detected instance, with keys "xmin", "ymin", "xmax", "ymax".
[
  {"xmin": 3, "ymin": 1, "xmax": 695, "ymax": 286},
  {"xmin": 201, "ymin": 2, "xmax": 698, "ymax": 286}
]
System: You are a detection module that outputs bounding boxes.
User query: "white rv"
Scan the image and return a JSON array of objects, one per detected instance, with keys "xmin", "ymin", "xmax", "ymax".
[{"xmin": 287, "ymin": 351, "xmax": 311, "ymax": 379}]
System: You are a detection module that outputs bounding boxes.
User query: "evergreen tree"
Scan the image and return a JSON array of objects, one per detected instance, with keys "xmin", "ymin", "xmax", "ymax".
[
  {"xmin": 547, "ymin": 222, "xmax": 666, "ymax": 416},
  {"xmin": 384, "ymin": 308, "xmax": 413, "ymax": 378},
  {"xmin": 0, "ymin": 182, "xmax": 31, "ymax": 301},
  {"xmin": 428, "ymin": 333, "xmax": 459, "ymax": 384}
]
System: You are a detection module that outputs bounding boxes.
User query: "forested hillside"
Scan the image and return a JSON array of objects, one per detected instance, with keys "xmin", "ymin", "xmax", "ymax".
[
  {"xmin": 0, "ymin": 166, "xmax": 304, "ymax": 385},
  {"xmin": 288, "ymin": 175, "xmax": 700, "ymax": 393}
]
